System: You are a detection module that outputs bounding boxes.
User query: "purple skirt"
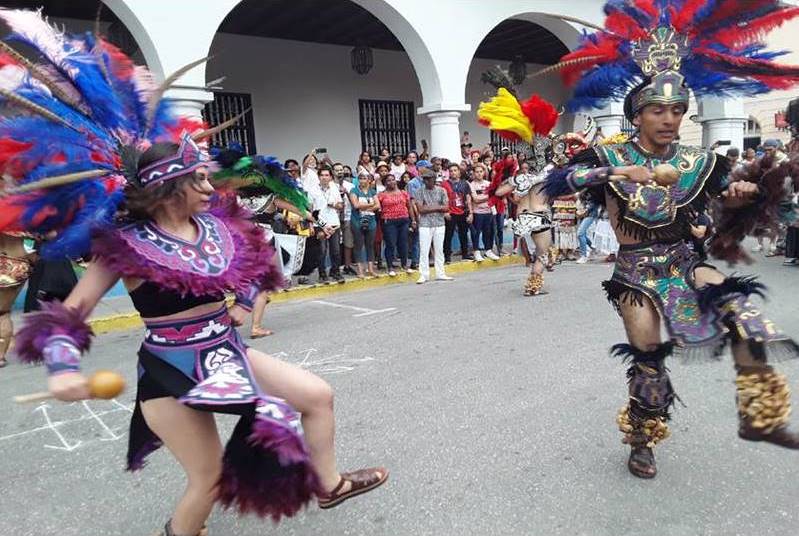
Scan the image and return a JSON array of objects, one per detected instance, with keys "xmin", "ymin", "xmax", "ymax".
[{"xmin": 127, "ymin": 305, "xmax": 321, "ymax": 521}]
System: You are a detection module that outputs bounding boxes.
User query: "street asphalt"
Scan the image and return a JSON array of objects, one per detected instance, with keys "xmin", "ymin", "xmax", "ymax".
[{"xmin": 1, "ymin": 252, "xmax": 798, "ymax": 536}]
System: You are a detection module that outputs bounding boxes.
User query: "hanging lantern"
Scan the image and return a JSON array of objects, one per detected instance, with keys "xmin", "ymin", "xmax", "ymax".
[
  {"xmin": 508, "ymin": 55, "xmax": 527, "ymax": 86},
  {"xmin": 351, "ymin": 46, "xmax": 374, "ymax": 75}
]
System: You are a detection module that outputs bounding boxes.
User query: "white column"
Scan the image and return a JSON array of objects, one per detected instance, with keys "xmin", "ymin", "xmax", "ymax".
[
  {"xmin": 593, "ymin": 101, "xmax": 625, "ymax": 137},
  {"xmin": 164, "ymin": 86, "xmax": 214, "ymax": 121},
  {"xmin": 697, "ymin": 97, "xmax": 746, "ymax": 153},
  {"xmin": 426, "ymin": 111, "xmax": 463, "ymax": 162}
]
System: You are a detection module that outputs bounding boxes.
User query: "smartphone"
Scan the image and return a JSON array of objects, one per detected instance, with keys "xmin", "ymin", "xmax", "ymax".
[
  {"xmin": 315, "ymin": 147, "xmax": 328, "ymax": 154},
  {"xmin": 715, "ymin": 140, "xmax": 731, "ymax": 146}
]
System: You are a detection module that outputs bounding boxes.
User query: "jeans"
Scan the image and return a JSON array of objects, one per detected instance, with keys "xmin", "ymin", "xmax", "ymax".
[
  {"xmin": 418, "ymin": 225, "xmax": 445, "ymax": 279},
  {"xmin": 493, "ymin": 212, "xmax": 505, "ymax": 253},
  {"xmin": 470, "ymin": 213, "xmax": 494, "ymax": 250},
  {"xmin": 444, "ymin": 213, "xmax": 469, "ymax": 260},
  {"xmin": 408, "ymin": 226, "xmax": 420, "ymax": 267},
  {"xmin": 382, "ymin": 217, "xmax": 410, "ymax": 268},
  {"xmin": 317, "ymin": 228, "xmax": 341, "ymax": 276},
  {"xmin": 352, "ymin": 219, "xmax": 376, "ymax": 263},
  {"xmin": 577, "ymin": 216, "xmax": 596, "ymax": 257}
]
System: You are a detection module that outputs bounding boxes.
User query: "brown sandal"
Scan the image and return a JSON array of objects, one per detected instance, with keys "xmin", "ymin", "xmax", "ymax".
[
  {"xmin": 628, "ymin": 446, "xmax": 657, "ymax": 479},
  {"xmin": 318, "ymin": 467, "xmax": 389, "ymax": 509}
]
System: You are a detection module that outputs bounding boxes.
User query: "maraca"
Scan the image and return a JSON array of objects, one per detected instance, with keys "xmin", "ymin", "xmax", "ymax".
[
  {"xmin": 651, "ymin": 163, "xmax": 679, "ymax": 186},
  {"xmin": 14, "ymin": 369, "xmax": 126, "ymax": 403},
  {"xmin": 610, "ymin": 163, "xmax": 679, "ymax": 186}
]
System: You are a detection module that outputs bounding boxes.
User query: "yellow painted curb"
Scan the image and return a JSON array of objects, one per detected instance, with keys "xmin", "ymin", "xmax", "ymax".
[{"xmin": 88, "ymin": 255, "xmax": 523, "ymax": 334}]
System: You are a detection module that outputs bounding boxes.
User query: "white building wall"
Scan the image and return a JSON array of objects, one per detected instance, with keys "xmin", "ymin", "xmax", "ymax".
[{"xmin": 207, "ymin": 33, "xmax": 567, "ymax": 165}]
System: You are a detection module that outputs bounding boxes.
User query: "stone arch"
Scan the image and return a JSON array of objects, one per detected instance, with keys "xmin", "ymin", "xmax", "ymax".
[{"xmin": 98, "ymin": 0, "xmax": 165, "ymax": 79}]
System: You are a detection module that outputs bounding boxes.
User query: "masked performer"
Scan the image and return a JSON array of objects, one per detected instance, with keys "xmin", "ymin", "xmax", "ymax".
[
  {"xmin": 542, "ymin": 0, "xmax": 799, "ymax": 479},
  {"xmin": 0, "ymin": 11, "xmax": 386, "ymax": 535},
  {"xmin": 478, "ymin": 88, "xmax": 560, "ymax": 295}
]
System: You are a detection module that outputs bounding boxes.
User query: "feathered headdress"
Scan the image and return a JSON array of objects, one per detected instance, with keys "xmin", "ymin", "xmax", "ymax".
[
  {"xmin": 553, "ymin": 0, "xmax": 799, "ymax": 114},
  {"xmin": 477, "ymin": 87, "xmax": 560, "ymax": 143},
  {"xmin": 0, "ymin": 9, "xmax": 242, "ymax": 259},
  {"xmin": 212, "ymin": 144, "xmax": 311, "ymax": 215}
]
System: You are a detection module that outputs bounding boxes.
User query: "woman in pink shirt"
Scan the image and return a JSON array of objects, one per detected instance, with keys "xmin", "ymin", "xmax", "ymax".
[
  {"xmin": 378, "ymin": 175, "xmax": 414, "ymax": 275},
  {"xmin": 469, "ymin": 163, "xmax": 499, "ymax": 261}
]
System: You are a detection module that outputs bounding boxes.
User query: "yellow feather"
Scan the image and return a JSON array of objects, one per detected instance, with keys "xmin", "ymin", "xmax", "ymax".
[{"xmin": 477, "ymin": 88, "xmax": 533, "ymax": 143}]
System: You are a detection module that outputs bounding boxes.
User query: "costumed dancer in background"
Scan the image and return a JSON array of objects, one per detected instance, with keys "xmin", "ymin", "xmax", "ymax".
[
  {"xmin": 0, "ymin": 11, "xmax": 386, "ymax": 535},
  {"xmin": 478, "ymin": 87, "xmax": 560, "ymax": 295},
  {"xmin": 212, "ymin": 145, "xmax": 314, "ymax": 339},
  {"xmin": 0, "ymin": 230, "xmax": 33, "ymax": 367},
  {"xmin": 550, "ymin": 124, "xmax": 595, "ymax": 263},
  {"xmin": 542, "ymin": 0, "xmax": 799, "ymax": 479}
]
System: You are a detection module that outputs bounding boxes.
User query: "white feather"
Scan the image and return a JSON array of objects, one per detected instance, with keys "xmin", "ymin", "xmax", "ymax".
[{"xmin": 0, "ymin": 8, "xmax": 80, "ymax": 78}]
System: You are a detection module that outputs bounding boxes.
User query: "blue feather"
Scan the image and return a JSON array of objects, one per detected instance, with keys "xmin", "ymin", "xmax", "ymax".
[{"xmin": 566, "ymin": 59, "xmax": 640, "ymax": 111}]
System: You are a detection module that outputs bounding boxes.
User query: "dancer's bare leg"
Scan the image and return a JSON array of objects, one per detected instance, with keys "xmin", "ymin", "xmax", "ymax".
[
  {"xmin": 246, "ymin": 348, "xmax": 385, "ymax": 494},
  {"xmin": 0, "ymin": 285, "xmax": 23, "ymax": 366},
  {"xmin": 250, "ymin": 291, "xmax": 273, "ymax": 338},
  {"xmin": 141, "ymin": 398, "xmax": 223, "ymax": 535}
]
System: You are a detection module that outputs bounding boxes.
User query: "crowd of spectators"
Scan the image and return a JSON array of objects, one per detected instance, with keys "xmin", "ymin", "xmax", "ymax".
[{"xmin": 276, "ymin": 142, "xmax": 601, "ymax": 285}]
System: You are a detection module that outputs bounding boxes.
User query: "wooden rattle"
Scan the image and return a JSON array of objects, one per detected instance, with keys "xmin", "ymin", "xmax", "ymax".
[
  {"xmin": 13, "ymin": 370, "xmax": 126, "ymax": 404},
  {"xmin": 609, "ymin": 163, "xmax": 679, "ymax": 186}
]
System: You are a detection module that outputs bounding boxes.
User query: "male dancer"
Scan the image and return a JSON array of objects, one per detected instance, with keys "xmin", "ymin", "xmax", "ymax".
[{"xmin": 544, "ymin": 1, "xmax": 799, "ymax": 479}]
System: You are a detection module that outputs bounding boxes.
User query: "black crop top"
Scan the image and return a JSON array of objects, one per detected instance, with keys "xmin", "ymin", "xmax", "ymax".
[{"xmin": 129, "ymin": 281, "xmax": 224, "ymax": 318}]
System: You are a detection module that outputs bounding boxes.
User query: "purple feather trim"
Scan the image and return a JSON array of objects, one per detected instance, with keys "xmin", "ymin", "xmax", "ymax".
[
  {"xmin": 92, "ymin": 197, "xmax": 285, "ymax": 298},
  {"xmin": 15, "ymin": 300, "xmax": 92, "ymax": 364},
  {"xmin": 217, "ymin": 417, "xmax": 322, "ymax": 522},
  {"xmin": 126, "ymin": 436, "xmax": 163, "ymax": 472}
]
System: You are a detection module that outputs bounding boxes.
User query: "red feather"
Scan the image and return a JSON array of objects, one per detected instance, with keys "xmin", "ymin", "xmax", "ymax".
[
  {"xmin": 698, "ymin": 47, "xmax": 799, "ymax": 79},
  {"xmin": 97, "ymin": 39, "xmax": 134, "ymax": 80},
  {"xmin": 0, "ymin": 196, "xmax": 28, "ymax": 231},
  {"xmin": 670, "ymin": 0, "xmax": 707, "ymax": 33},
  {"xmin": 714, "ymin": 6, "xmax": 799, "ymax": 49},
  {"xmin": 0, "ymin": 139, "xmax": 32, "ymax": 177},
  {"xmin": 0, "ymin": 52, "xmax": 19, "ymax": 68},
  {"xmin": 701, "ymin": 0, "xmax": 772, "ymax": 29},
  {"xmin": 560, "ymin": 35, "xmax": 622, "ymax": 86},
  {"xmin": 520, "ymin": 95, "xmax": 559, "ymax": 137},
  {"xmin": 633, "ymin": 0, "xmax": 658, "ymax": 19},
  {"xmin": 493, "ymin": 130, "xmax": 522, "ymax": 142},
  {"xmin": 605, "ymin": 12, "xmax": 648, "ymax": 40},
  {"xmin": 753, "ymin": 74, "xmax": 799, "ymax": 90}
]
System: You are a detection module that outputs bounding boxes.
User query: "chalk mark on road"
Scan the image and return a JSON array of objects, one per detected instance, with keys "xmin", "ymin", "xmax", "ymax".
[
  {"xmin": 310, "ymin": 300, "xmax": 396, "ymax": 317},
  {"xmin": 0, "ymin": 400, "xmax": 133, "ymax": 451},
  {"xmin": 272, "ymin": 347, "xmax": 376, "ymax": 374}
]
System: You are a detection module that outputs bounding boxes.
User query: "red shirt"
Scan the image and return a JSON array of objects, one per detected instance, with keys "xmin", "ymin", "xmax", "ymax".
[
  {"xmin": 442, "ymin": 179, "xmax": 470, "ymax": 216},
  {"xmin": 378, "ymin": 190, "xmax": 410, "ymax": 220}
]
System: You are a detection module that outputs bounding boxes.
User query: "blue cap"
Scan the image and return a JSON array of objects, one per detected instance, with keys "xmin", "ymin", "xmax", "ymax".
[{"xmin": 417, "ymin": 159, "xmax": 432, "ymax": 168}]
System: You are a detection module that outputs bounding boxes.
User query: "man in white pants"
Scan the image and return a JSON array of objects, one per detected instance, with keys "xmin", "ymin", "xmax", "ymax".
[{"xmin": 412, "ymin": 168, "xmax": 453, "ymax": 283}]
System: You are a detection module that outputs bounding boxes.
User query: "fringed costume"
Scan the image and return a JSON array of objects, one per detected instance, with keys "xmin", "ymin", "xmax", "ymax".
[
  {"xmin": 541, "ymin": 0, "xmax": 799, "ymax": 478},
  {"xmin": 0, "ymin": 9, "xmax": 323, "ymax": 531}
]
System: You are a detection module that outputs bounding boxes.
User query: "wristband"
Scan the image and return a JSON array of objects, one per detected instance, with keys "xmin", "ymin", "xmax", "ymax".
[
  {"xmin": 235, "ymin": 282, "xmax": 260, "ymax": 312},
  {"xmin": 42, "ymin": 335, "xmax": 81, "ymax": 376}
]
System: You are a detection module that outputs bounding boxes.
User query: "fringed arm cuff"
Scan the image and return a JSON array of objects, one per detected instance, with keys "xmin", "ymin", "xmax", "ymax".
[{"xmin": 16, "ymin": 301, "xmax": 92, "ymax": 374}]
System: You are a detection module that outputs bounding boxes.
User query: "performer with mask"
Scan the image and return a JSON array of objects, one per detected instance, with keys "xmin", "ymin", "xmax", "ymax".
[
  {"xmin": 0, "ymin": 11, "xmax": 386, "ymax": 535},
  {"xmin": 542, "ymin": 0, "xmax": 799, "ymax": 479}
]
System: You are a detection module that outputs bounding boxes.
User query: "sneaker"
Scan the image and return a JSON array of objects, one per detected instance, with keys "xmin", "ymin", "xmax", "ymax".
[
  {"xmin": 410, "ymin": 263, "xmax": 418, "ymax": 270},
  {"xmin": 576, "ymin": 256, "xmax": 589, "ymax": 264},
  {"xmin": 416, "ymin": 276, "xmax": 427, "ymax": 284},
  {"xmin": 473, "ymin": 250, "xmax": 484, "ymax": 262},
  {"xmin": 388, "ymin": 270, "xmax": 397, "ymax": 277},
  {"xmin": 297, "ymin": 277, "xmax": 310, "ymax": 285},
  {"xmin": 342, "ymin": 266, "xmax": 357, "ymax": 275},
  {"xmin": 319, "ymin": 275, "xmax": 329, "ymax": 284},
  {"xmin": 332, "ymin": 272, "xmax": 345, "ymax": 283},
  {"xmin": 436, "ymin": 275, "xmax": 455, "ymax": 281},
  {"xmin": 783, "ymin": 258, "xmax": 798, "ymax": 266},
  {"xmin": 751, "ymin": 244, "xmax": 763, "ymax": 252},
  {"xmin": 405, "ymin": 266, "xmax": 415, "ymax": 274},
  {"xmin": 485, "ymin": 250, "xmax": 500, "ymax": 261}
]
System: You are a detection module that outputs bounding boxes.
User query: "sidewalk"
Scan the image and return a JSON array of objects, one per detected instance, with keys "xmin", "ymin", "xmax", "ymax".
[{"xmin": 12, "ymin": 255, "xmax": 523, "ymax": 334}]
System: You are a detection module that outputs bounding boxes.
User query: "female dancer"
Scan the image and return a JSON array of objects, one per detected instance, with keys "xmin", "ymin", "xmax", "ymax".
[{"xmin": 0, "ymin": 11, "xmax": 386, "ymax": 535}]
